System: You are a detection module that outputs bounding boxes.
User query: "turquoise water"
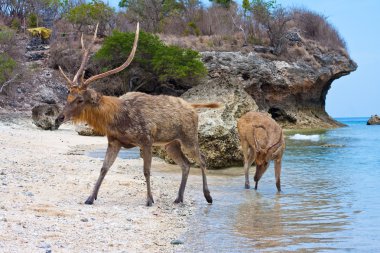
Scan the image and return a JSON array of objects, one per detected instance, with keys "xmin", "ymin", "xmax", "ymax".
[{"xmin": 179, "ymin": 117, "xmax": 380, "ymax": 252}]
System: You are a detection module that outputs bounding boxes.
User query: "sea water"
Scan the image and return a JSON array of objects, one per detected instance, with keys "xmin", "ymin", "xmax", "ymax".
[{"xmin": 178, "ymin": 117, "xmax": 380, "ymax": 252}]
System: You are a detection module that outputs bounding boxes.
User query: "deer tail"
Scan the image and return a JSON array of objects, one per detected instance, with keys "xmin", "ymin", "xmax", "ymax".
[{"xmin": 191, "ymin": 102, "xmax": 222, "ymax": 109}]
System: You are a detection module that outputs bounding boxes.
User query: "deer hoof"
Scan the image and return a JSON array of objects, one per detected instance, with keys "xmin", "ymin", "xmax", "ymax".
[
  {"xmin": 174, "ymin": 198, "xmax": 183, "ymax": 204},
  {"xmin": 245, "ymin": 183, "xmax": 250, "ymax": 189},
  {"xmin": 205, "ymin": 195, "xmax": 213, "ymax": 204},
  {"xmin": 85, "ymin": 197, "xmax": 94, "ymax": 205},
  {"xmin": 146, "ymin": 197, "xmax": 154, "ymax": 206}
]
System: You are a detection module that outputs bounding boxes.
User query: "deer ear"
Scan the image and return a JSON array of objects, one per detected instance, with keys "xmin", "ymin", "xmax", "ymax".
[{"xmin": 84, "ymin": 90, "xmax": 101, "ymax": 105}]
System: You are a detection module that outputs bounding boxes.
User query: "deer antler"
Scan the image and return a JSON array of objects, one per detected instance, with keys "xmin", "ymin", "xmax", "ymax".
[
  {"xmin": 81, "ymin": 22, "xmax": 140, "ymax": 89},
  {"xmin": 57, "ymin": 23, "xmax": 99, "ymax": 87},
  {"xmin": 72, "ymin": 23, "xmax": 99, "ymax": 85},
  {"xmin": 58, "ymin": 66, "xmax": 72, "ymax": 86},
  {"xmin": 58, "ymin": 22, "xmax": 139, "ymax": 89}
]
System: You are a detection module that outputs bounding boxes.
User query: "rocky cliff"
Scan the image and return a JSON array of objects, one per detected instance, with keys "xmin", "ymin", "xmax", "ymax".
[
  {"xmin": 199, "ymin": 40, "xmax": 357, "ymax": 128},
  {"xmin": 174, "ymin": 35, "xmax": 357, "ymax": 168}
]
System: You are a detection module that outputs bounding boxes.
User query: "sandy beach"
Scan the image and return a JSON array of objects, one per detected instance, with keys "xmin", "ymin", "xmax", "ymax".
[{"xmin": 0, "ymin": 113, "xmax": 205, "ymax": 252}]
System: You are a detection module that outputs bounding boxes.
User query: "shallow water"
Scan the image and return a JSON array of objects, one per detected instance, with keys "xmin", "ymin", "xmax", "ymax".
[
  {"xmin": 178, "ymin": 117, "xmax": 380, "ymax": 252},
  {"xmin": 86, "ymin": 118, "xmax": 380, "ymax": 252},
  {"xmin": 87, "ymin": 147, "xmax": 140, "ymax": 160}
]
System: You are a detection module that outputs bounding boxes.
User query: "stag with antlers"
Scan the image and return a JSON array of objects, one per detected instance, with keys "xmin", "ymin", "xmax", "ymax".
[
  {"xmin": 55, "ymin": 23, "xmax": 220, "ymax": 206},
  {"xmin": 237, "ymin": 112, "xmax": 285, "ymax": 191}
]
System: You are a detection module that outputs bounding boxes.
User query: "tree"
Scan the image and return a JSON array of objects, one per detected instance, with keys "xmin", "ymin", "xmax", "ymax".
[
  {"xmin": 251, "ymin": 0, "xmax": 290, "ymax": 54},
  {"xmin": 94, "ymin": 30, "xmax": 207, "ymax": 92},
  {"xmin": 0, "ymin": 0, "xmax": 81, "ymax": 24},
  {"xmin": 267, "ymin": 6, "xmax": 290, "ymax": 55},
  {"xmin": 119, "ymin": 0, "xmax": 183, "ymax": 33},
  {"xmin": 66, "ymin": 0, "xmax": 115, "ymax": 34},
  {"xmin": 242, "ymin": 0, "xmax": 250, "ymax": 17},
  {"xmin": 209, "ymin": 0, "xmax": 234, "ymax": 8}
]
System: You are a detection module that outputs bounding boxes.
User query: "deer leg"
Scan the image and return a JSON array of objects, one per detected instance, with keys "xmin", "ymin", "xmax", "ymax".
[
  {"xmin": 165, "ymin": 141, "xmax": 191, "ymax": 204},
  {"xmin": 242, "ymin": 141, "xmax": 255, "ymax": 189},
  {"xmin": 183, "ymin": 144, "xmax": 212, "ymax": 204},
  {"xmin": 142, "ymin": 145, "xmax": 154, "ymax": 206},
  {"xmin": 253, "ymin": 165, "xmax": 261, "ymax": 190},
  {"xmin": 274, "ymin": 158, "xmax": 282, "ymax": 192},
  {"xmin": 85, "ymin": 140, "xmax": 121, "ymax": 205}
]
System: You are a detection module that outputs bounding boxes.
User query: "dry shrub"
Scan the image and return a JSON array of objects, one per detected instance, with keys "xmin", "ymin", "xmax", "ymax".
[
  {"xmin": 49, "ymin": 19, "xmax": 106, "ymax": 79},
  {"xmin": 0, "ymin": 25, "xmax": 18, "ymax": 58},
  {"xmin": 48, "ymin": 42, "xmax": 80, "ymax": 73},
  {"xmin": 161, "ymin": 15, "xmax": 186, "ymax": 36},
  {"xmin": 290, "ymin": 8, "xmax": 346, "ymax": 50},
  {"xmin": 115, "ymin": 12, "xmax": 136, "ymax": 33},
  {"xmin": 0, "ymin": 16, "xmax": 7, "ymax": 26},
  {"xmin": 289, "ymin": 45, "xmax": 307, "ymax": 58},
  {"xmin": 159, "ymin": 33, "xmax": 253, "ymax": 52},
  {"xmin": 197, "ymin": 5, "xmax": 235, "ymax": 36}
]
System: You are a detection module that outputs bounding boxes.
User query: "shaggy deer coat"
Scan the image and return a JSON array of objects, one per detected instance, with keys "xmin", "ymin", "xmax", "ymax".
[
  {"xmin": 55, "ymin": 23, "xmax": 218, "ymax": 206},
  {"xmin": 237, "ymin": 112, "xmax": 285, "ymax": 191}
]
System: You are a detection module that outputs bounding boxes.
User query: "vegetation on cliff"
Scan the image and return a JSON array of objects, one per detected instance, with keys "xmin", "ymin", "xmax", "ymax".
[
  {"xmin": 94, "ymin": 30, "xmax": 206, "ymax": 93},
  {"xmin": 0, "ymin": 0, "xmax": 353, "ymax": 125},
  {"xmin": 0, "ymin": 26, "xmax": 17, "ymax": 87}
]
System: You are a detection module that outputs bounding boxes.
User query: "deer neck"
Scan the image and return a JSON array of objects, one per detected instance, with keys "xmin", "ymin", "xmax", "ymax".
[{"xmin": 74, "ymin": 96, "xmax": 122, "ymax": 135}]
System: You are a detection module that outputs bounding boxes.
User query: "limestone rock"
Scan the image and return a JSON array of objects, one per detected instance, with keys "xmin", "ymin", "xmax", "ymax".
[
  {"xmin": 367, "ymin": 115, "xmax": 380, "ymax": 125},
  {"xmin": 75, "ymin": 123, "xmax": 104, "ymax": 136},
  {"xmin": 200, "ymin": 39, "xmax": 357, "ymax": 129},
  {"xmin": 156, "ymin": 77, "xmax": 258, "ymax": 169},
  {"xmin": 32, "ymin": 104, "xmax": 60, "ymax": 130}
]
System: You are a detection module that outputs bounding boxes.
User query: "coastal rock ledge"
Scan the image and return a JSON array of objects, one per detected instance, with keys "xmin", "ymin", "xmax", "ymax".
[{"xmin": 200, "ymin": 43, "xmax": 357, "ymax": 129}]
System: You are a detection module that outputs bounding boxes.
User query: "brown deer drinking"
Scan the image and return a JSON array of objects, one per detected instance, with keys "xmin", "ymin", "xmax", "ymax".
[
  {"xmin": 55, "ymin": 23, "xmax": 220, "ymax": 206},
  {"xmin": 237, "ymin": 112, "xmax": 285, "ymax": 191}
]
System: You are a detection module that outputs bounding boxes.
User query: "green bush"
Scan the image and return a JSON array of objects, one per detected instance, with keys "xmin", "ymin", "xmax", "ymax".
[
  {"xmin": 10, "ymin": 19, "xmax": 21, "ymax": 30},
  {"xmin": 184, "ymin": 22, "xmax": 201, "ymax": 36},
  {"xmin": 0, "ymin": 26, "xmax": 16, "ymax": 44},
  {"xmin": 95, "ymin": 30, "xmax": 207, "ymax": 83},
  {"xmin": 27, "ymin": 13, "xmax": 39, "ymax": 28},
  {"xmin": 152, "ymin": 46, "xmax": 206, "ymax": 81},
  {"xmin": 0, "ymin": 53, "xmax": 16, "ymax": 84}
]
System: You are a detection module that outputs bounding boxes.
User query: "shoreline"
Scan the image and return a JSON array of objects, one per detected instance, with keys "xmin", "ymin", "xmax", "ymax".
[{"xmin": 0, "ymin": 114, "xmax": 207, "ymax": 252}]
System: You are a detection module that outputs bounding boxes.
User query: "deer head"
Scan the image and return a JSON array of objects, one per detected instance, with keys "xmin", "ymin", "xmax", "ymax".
[{"xmin": 55, "ymin": 23, "xmax": 139, "ymax": 128}]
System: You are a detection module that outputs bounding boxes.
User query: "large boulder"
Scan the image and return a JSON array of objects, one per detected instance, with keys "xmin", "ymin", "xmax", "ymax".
[
  {"xmin": 367, "ymin": 115, "xmax": 380, "ymax": 125},
  {"xmin": 156, "ymin": 77, "xmax": 258, "ymax": 169},
  {"xmin": 32, "ymin": 104, "xmax": 60, "ymax": 130}
]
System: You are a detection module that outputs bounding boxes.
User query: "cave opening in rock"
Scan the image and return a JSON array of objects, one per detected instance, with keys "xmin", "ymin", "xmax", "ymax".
[{"xmin": 268, "ymin": 107, "xmax": 297, "ymax": 123}]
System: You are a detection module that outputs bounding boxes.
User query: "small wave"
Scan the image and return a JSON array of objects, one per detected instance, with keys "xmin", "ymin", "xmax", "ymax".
[{"xmin": 289, "ymin": 134, "xmax": 320, "ymax": 141}]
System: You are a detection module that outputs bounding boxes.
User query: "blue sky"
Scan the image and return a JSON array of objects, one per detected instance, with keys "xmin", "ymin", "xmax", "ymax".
[{"xmin": 107, "ymin": 0, "xmax": 379, "ymax": 117}]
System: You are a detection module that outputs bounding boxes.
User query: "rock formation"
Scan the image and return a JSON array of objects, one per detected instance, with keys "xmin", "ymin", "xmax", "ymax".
[
  {"xmin": 158, "ymin": 34, "xmax": 357, "ymax": 168},
  {"xmin": 155, "ymin": 76, "xmax": 258, "ymax": 168},
  {"xmin": 200, "ymin": 36, "xmax": 357, "ymax": 129},
  {"xmin": 32, "ymin": 104, "xmax": 60, "ymax": 130},
  {"xmin": 367, "ymin": 115, "xmax": 380, "ymax": 125}
]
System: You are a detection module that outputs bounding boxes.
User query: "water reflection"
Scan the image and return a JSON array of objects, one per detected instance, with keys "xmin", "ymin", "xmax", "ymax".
[
  {"xmin": 235, "ymin": 190, "xmax": 351, "ymax": 252},
  {"xmin": 178, "ymin": 120, "xmax": 380, "ymax": 252}
]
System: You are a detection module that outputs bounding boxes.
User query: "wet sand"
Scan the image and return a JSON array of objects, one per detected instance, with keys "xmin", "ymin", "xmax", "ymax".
[{"xmin": 0, "ymin": 114, "xmax": 207, "ymax": 252}]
